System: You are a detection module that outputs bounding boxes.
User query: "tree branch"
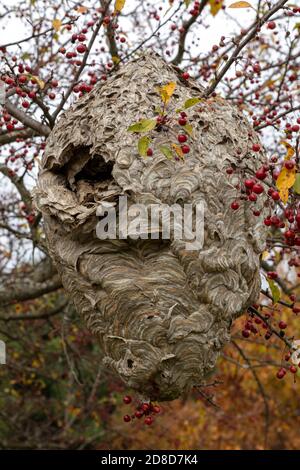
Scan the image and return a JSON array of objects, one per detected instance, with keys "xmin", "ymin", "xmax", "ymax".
[
  {"xmin": 4, "ymin": 99, "xmax": 51, "ymax": 136},
  {"xmin": 172, "ymin": 0, "xmax": 208, "ymax": 66},
  {"xmin": 204, "ymin": 0, "xmax": 290, "ymax": 97}
]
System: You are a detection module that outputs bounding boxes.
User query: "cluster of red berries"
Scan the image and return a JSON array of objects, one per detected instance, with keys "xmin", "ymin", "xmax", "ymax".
[
  {"xmin": 241, "ymin": 316, "xmax": 260, "ymax": 339},
  {"xmin": 189, "ymin": 1, "xmax": 201, "ymax": 17},
  {"xmin": 277, "ymin": 350, "xmax": 298, "ymax": 380},
  {"xmin": 177, "ymin": 111, "xmax": 190, "ymax": 156},
  {"xmin": 0, "ymin": 67, "xmax": 60, "ymax": 131},
  {"xmin": 264, "ymin": 209, "xmax": 300, "ymax": 247},
  {"xmin": 122, "ymin": 395, "xmax": 161, "ymax": 426}
]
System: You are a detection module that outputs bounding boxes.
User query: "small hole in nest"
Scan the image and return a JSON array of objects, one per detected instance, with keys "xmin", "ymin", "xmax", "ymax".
[{"xmin": 127, "ymin": 359, "xmax": 134, "ymax": 369}]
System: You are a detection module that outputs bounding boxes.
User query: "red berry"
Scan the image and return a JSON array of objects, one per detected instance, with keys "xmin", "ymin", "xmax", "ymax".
[
  {"xmin": 103, "ymin": 16, "xmax": 110, "ymax": 25},
  {"xmin": 252, "ymin": 143, "xmax": 261, "ymax": 152},
  {"xmin": 178, "ymin": 117, "xmax": 187, "ymax": 126},
  {"xmin": 18, "ymin": 74, "xmax": 27, "ymax": 83},
  {"xmin": 152, "ymin": 405, "xmax": 161, "ymax": 414},
  {"xmin": 77, "ymin": 44, "xmax": 87, "ymax": 54},
  {"xmin": 242, "ymin": 329, "xmax": 250, "ymax": 338},
  {"xmin": 231, "ymin": 201, "xmax": 240, "ymax": 210},
  {"xmin": 252, "ymin": 183, "xmax": 264, "ymax": 194},
  {"xmin": 22, "ymin": 100, "xmax": 29, "ymax": 108},
  {"xmin": 285, "ymin": 230, "xmax": 295, "ymax": 239},
  {"xmin": 255, "ymin": 168, "xmax": 267, "ymax": 180},
  {"xmin": 267, "ymin": 21, "xmax": 276, "ymax": 30},
  {"xmin": 264, "ymin": 217, "xmax": 272, "ymax": 226},
  {"xmin": 141, "ymin": 403, "xmax": 150, "ymax": 412},
  {"xmin": 147, "ymin": 148, "xmax": 153, "ymax": 156},
  {"xmin": 6, "ymin": 123, "xmax": 14, "ymax": 131},
  {"xmin": 181, "ymin": 145, "xmax": 190, "ymax": 154},
  {"xmin": 123, "ymin": 395, "xmax": 132, "ymax": 404},
  {"xmin": 144, "ymin": 416, "xmax": 153, "ymax": 425},
  {"xmin": 135, "ymin": 410, "xmax": 143, "ymax": 419},
  {"xmin": 267, "ymin": 271, "xmax": 278, "ymax": 279},
  {"xmin": 271, "ymin": 191, "xmax": 280, "ymax": 201},
  {"xmin": 276, "ymin": 368, "xmax": 286, "ymax": 379},
  {"xmin": 291, "ymin": 125, "xmax": 299, "ymax": 132},
  {"xmin": 248, "ymin": 193, "xmax": 257, "ymax": 202},
  {"xmin": 177, "ymin": 134, "xmax": 187, "ymax": 143},
  {"xmin": 278, "ymin": 320, "xmax": 287, "ymax": 329},
  {"xmin": 284, "ymin": 160, "xmax": 295, "ymax": 170},
  {"xmin": 289, "ymin": 365, "xmax": 297, "ymax": 374},
  {"xmin": 182, "ymin": 72, "xmax": 190, "ymax": 80},
  {"xmin": 123, "ymin": 414, "xmax": 131, "ymax": 422},
  {"xmin": 244, "ymin": 179, "xmax": 255, "ymax": 189}
]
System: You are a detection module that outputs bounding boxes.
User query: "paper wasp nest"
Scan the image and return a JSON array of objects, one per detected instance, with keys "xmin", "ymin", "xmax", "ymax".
[{"xmin": 35, "ymin": 52, "xmax": 268, "ymax": 401}]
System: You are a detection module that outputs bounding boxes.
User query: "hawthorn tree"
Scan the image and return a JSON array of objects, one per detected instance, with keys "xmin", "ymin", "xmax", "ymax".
[{"xmin": 0, "ymin": 0, "xmax": 300, "ymax": 449}]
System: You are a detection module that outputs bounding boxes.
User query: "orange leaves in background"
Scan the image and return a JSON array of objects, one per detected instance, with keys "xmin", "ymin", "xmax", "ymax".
[
  {"xmin": 228, "ymin": 1, "xmax": 253, "ymax": 8},
  {"xmin": 52, "ymin": 19, "xmax": 62, "ymax": 32}
]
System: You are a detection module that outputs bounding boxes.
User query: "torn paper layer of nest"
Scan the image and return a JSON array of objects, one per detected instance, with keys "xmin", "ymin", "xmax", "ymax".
[{"xmin": 35, "ymin": 52, "xmax": 269, "ymax": 401}]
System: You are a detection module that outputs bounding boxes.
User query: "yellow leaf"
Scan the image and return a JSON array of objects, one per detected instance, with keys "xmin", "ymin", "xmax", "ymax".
[
  {"xmin": 158, "ymin": 82, "xmax": 176, "ymax": 105},
  {"xmin": 112, "ymin": 55, "xmax": 120, "ymax": 64},
  {"xmin": 34, "ymin": 76, "xmax": 45, "ymax": 89},
  {"xmin": 276, "ymin": 167, "xmax": 296, "ymax": 203},
  {"xmin": 228, "ymin": 1, "xmax": 253, "ymax": 8},
  {"xmin": 172, "ymin": 143, "xmax": 184, "ymax": 159},
  {"xmin": 27, "ymin": 74, "xmax": 45, "ymax": 89},
  {"xmin": 114, "ymin": 0, "xmax": 126, "ymax": 14},
  {"xmin": 279, "ymin": 187, "xmax": 289, "ymax": 203},
  {"xmin": 280, "ymin": 140, "xmax": 295, "ymax": 160},
  {"xmin": 209, "ymin": 0, "xmax": 223, "ymax": 16},
  {"xmin": 52, "ymin": 19, "xmax": 62, "ymax": 32}
]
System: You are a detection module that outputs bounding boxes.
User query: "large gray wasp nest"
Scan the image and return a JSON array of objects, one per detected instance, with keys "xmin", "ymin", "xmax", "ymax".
[{"xmin": 35, "ymin": 52, "xmax": 269, "ymax": 401}]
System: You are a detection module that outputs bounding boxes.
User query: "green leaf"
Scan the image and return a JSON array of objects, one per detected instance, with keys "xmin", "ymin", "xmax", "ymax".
[
  {"xmin": 160, "ymin": 145, "xmax": 173, "ymax": 160},
  {"xmin": 184, "ymin": 123, "xmax": 194, "ymax": 137},
  {"xmin": 184, "ymin": 97, "xmax": 201, "ymax": 109},
  {"xmin": 138, "ymin": 136, "xmax": 151, "ymax": 157},
  {"xmin": 155, "ymin": 107, "xmax": 164, "ymax": 115},
  {"xmin": 293, "ymin": 173, "xmax": 300, "ymax": 195},
  {"xmin": 267, "ymin": 278, "xmax": 281, "ymax": 304},
  {"xmin": 127, "ymin": 119, "xmax": 157, "ymax": 133}
]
